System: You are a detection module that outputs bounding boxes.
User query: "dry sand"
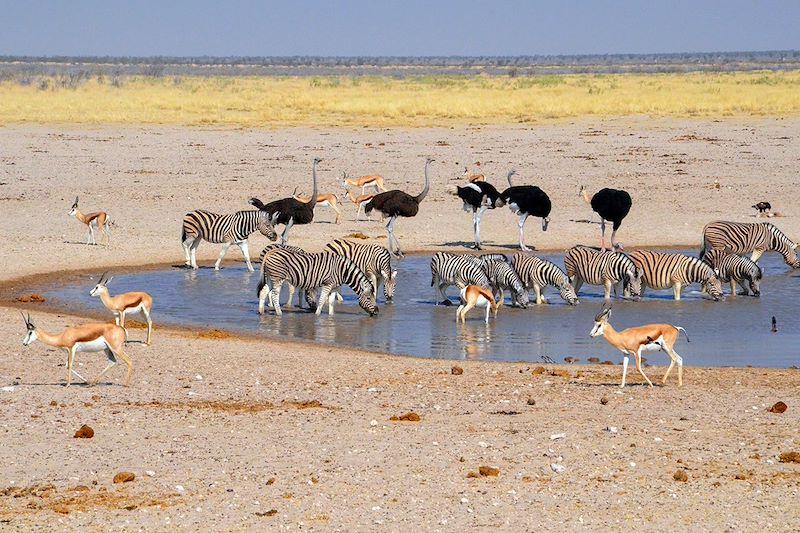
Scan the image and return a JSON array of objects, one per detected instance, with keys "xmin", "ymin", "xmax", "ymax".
[{"xmin": 0, "ymin": 118, "xmax": 799, "ymax": 530}]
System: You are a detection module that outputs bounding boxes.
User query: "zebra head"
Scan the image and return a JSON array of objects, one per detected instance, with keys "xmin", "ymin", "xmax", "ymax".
[
  {"xmin": 559, "ymin": 283, "xmax": 579, "ymax": 306},
  {"xmin": 383, "ymin": 270, "xmax": 397, "ymax": 302},
  {"xmin": 625, "ymin": 266, "xmax": 643, "ymax": 301},
  {"xmin": 257, "ymin": 211, "xmax": 279, "ymax": 241},
  {"xmin": 513, "ymin": 286, "xmax": 529, "ymax": 308},
  {"xmin": 357, "ymin": 288, "xmax": 379, "ymax": 317},
  {"xmin": 590, "ymin": 304, "xmax": 612, "ymax": 337},
  {"xmin": 702, "ymin": 271, "xmax": 723, "ymax": 301}
]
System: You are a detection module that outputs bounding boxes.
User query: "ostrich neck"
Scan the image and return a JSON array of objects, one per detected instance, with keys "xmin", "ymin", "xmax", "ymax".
[
  {"xmin": 507, "ymin": 172, "xmax": 515, "ymax": 187},
  {"xmin": 415, "ymin": 161, "xmax": 430, "ymax": 203},
  {"xmin": 309, "ymin": 162, "xmax": 318, "ymax": 209}
]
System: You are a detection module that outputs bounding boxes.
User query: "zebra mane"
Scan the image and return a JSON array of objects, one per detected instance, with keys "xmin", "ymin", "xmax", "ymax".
[{"xmin": 766, "ymin": 222, "xmax": 796, "ymax": 247}]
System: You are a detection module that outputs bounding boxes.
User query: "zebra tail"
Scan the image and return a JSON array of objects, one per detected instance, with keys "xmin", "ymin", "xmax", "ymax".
[
  {"xmin": 676, "ymin": 326, "xmax": 690, "ymax": 343},
  {"xmin": 256, "ymin": 273, "xmax": 266, "ymax": 298},
  {"xmin": 699, "ymin": 234, "xmax": 708, "ymax": 260}
]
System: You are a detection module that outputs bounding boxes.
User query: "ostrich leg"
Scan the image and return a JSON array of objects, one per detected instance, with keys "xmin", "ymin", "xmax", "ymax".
[
  {"xmin": 386, "ymin": 216, "xmax": 402, "ymax": 257},
  {"xmin": 518, "ymin": 214, "xmax": 531, "ymax": 252},
  {"xmin": 600, "ymin": 219, "xmax": 607, "ymax": 251},
  {"xmin": 474, "ymin": 206, "xmax": 487, "ymax": 249},
  {"xmin": 280, "ymin": 218, "xmax": 294, "ymax": 245},
  {"xmin": 610, "ymin": 227, "xmax": 622, "ymax": 251}
]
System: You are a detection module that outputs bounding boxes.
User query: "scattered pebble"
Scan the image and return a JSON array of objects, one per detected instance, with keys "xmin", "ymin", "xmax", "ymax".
[
  {"xmin": 254, "ymin": 509, "xmax": 277, "ymax": 517},
  {"xmin": 673, "ymin": 469, "xmax": 688, "ymax": 482},
  {"xmin": 175, "ymin": 485, "xmax": 185, "ymax": 492},
  {"xmin": 527, "ymin": 397, "xmax": 536, "ymax": 406},
  {"xmin": 370, "ymin": 420, "xmax": 378, "ymax": 427},
  {"xmin": 550, "ymin": 463, "xmax": 566, "ymax": 474},
  {"xmin": 451, "ymin": 366, "xmax": 463, "ymax": 375},
  {"xmin": 531, "ymin": 366, "xmax": 546, "ymax": 375},
  {"xmin": 600, "ymin": 396, "xmax": 609, "ymax": 405},
  {"xmin": 390, "ymin": 412, "xmax": 420, "ymax": 422},
  {"xmin": 73, "ymin": 425, "xmax": 94, "ymax": 439},
  {"xmin": 478, "ymin": 466, "xmax": 500, "ymax": 477},
  {"xmin": 778, "ymin": 451, "xmax": 800, "ymax": 463},
  {"xmin": 768, "ymin": 401, "xmax": 787, "ymax": 414},
  {"xmin": 113, "ymin": 472, "xmax": 135, "ymax": 484},
  {"xmin": 606, "ymin": 426, "xmax": 618, "ymax": 434},
  {"xmin": 588, "ymin": 357, "xmax": 600, "ymax": 363},
  {"xmin": 550, "ymin": 433, "xmax": 566, "ymax": 440},
  {"xmin": 145, "ymin": 470, "xmax": 156, "ymax": 477}
]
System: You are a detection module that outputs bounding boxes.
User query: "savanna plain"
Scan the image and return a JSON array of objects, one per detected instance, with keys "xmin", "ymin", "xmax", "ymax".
[{"xmin": 0, "ymin": 72, "xmax": 799, "ymax": 530}]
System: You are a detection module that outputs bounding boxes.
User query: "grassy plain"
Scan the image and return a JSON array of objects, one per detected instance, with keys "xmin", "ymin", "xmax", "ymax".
[{"xmin": 1, "ymin": 70, "xmax": 800, "ymax": 126}]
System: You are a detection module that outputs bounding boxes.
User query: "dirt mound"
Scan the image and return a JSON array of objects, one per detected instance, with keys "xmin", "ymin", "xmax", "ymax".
[
  {"xmin": 113, "ymin": 472, "xmax": 135, "ymax": 484},
  {"xmin": 196, "ymin": 329, "xmax": 235, "ymax": 340},
  {"xmin": 15, "ymin": 293, "xmax": 45, "ymax": 303},
  {"xmin": 768, "ymin": 401, "xmax": 787, "ymax": 413},
  {"xmin": 390, "ymin": 412, "xmax": 421, "ymax": 422},
  {"xmin": 73, "ymin": 424, "xmax": 94, "ymax": 438}
]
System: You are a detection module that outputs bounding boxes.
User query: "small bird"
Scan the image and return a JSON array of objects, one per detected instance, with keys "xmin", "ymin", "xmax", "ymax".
[{"xmin": 771, "ymin": 316, "xmax": 777, "ymax": 333}]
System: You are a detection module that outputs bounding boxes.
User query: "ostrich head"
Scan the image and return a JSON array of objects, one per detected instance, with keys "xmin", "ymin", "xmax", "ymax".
[{"xmin": 541, "ymin": 216, "xmax": 550, "ymax": 232}]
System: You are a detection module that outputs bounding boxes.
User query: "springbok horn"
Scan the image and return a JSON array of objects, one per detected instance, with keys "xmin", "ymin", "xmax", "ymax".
[{"xmin": 21, "ymin": 311, "xmax": 28, "ymax": 326}]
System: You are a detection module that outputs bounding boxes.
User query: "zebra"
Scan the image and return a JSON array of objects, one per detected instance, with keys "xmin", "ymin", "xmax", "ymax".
[
  {"xmin": 701, "ymin": 249, "xmax": 762, "ymax": 297},
  {"xmin": 564, "ymin": 245, "xmax": 642, "ymax": 300},
  {"xmin": 258, "ymin": 244, "xmax": 318, "ymax": 309},
  {"xmin": 430, "ymin": 252, "xmax": 491, "ymax": 306},
  {"xmin": 700, "ymin": 221, "xmax": 800, "ymax": 268},
  {"xmin": 258, "ymin": 248, "xmax": 378, "ymax": 316},
  {"xmin": 629, "ymin": 249, "xmax": 723, "ymax": 301},
  {"xmin": 324, "ymin": 238, "xmax": 397, "ymax": 302},
  {"xmin": 467, "ymin": 255, "xmax": 529, "ymax": 307},
  {"xmin": 181, "ymin": 208, "xmax": 278, "ymax": 271},
  {"xmin": 511, "ymin": 253, "xmax": 579, "ymax": 305}
]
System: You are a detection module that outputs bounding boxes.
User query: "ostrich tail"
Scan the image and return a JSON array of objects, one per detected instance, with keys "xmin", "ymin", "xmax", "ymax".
[
  {"xmin": 364, "ymin": 200, "xmax": 374, "ymax": 214},
  {"xmin": 446, "ymin": 185, "xmax": 460, "ymax": 196},
  {"xmin": 249, "ymin": 197, "xmax": 266, "ymax": 210}
]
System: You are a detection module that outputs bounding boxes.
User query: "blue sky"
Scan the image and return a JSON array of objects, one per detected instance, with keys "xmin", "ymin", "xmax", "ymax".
[{"xmin": 1, "ymin": 0, "xmax": 797, "ymax": 57}]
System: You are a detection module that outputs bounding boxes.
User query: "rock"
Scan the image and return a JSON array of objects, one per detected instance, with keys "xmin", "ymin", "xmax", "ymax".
[
  {"xmin": 606, "ymin": 426, "xmax": 618, "ymax": 434},
  {"xmin": 550, "ymin": 463, "xmax": 566, "ymax": 474},
  {"xmin": 255, "ymin": 509, "xmax": 278, "ymax": 517},
  {"xmin": 531, "ymin": 366, "xmax": 546, "ymax": 375},
  {"xmin": 478, "ymin": 466, "xmax": 500, "ymax": 477},
  {"xmin": 550, "ymin": 433, "xmax": 566, "ymax": 440},
  {"xmin": 527, "ymin": 397, "xmax": 536, "ymax": 406},
  {"xmin": 601, "ymin": 360, "xmax": 614, "ymax": 365},
  {"xmin": 550, "ymin": 369, "xmax": 571, "ymax": 378},
  {"xmin": 49, "ymin": 400, "xmax": 58, "ymax": 406},
  {"xmin": 266, "ymin": 477, "xmax": 276, "ymax": 485},
  {"xmin": 768, "ymin": 401, "xmax": 787, "ymax": 414},
  {"xmin": 390, "ymin": 412, "xmax": 421, "ymax": 422},
  {"xmin": 451, "ymin": 366, "xmax": 463, "ymax": 375},
  {"xmin": 673, "ymin": 469, "xmax": 688, "ymax": 482},
  {"xmin": 734, "ymin": 471, "xmax": 752, "ymax": 480},
  {"xmin": 466, "ymin": 471, "xmax": 480, "ymax": 478},
  {"xmin": 588, "ymin": 357, "xmax": 600, "ymax": 363},
  {"xmin": 113, "ymin": 472, "xmax": 135, "ymax": 484},
  {"xmin": 778, "ymin": 451, "xmax": 800, "ymax": 463},
  {"xmin": 73, "ymin": 424, "xmax": 94, "ymax": 439},
  {"xmin": 600, "ymin": 396, "xmax": 609, "ymax": 405}
]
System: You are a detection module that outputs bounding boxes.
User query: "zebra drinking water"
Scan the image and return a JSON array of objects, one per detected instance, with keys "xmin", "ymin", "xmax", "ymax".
[
  {"xmin": 564, "ymin": 245, "xmax": 642, "ymax": 300},
  {"xmin": 430, "ymin": 252, "xmax": 491, "ymax": 306},
  {"xmin": 511, "ymin": 253, "xmax": 579, "ymax": 305},
  {"xmin": 629, "ymin": 249, "xmax": 723, "ymax": 301},
  {"xmin": 701, "ymin": 249, "xmax": 762, "ymax": 297},
  {"xmin": 324, "ymin": 239, "xmax": 397, "ymax": 302},
  {"xmin": 700, "ymin": 221, "xmax": 800, "ymax": 268}
]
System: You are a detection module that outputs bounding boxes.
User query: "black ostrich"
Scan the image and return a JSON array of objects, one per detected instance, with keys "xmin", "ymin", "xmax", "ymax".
[
  {"xmin": 451, "ymin": 178, "xmax": 501, "ymax": 249},
  {"xmin": 497, "ymin": 170, "xmax": 552, "ymax": 251},
  {"xmin": 580, "ymin": 185, "xmax": 632, "ymax": 251},
  {"xmin": 364, "ymin": 158, "xmax": 432, "ymax": 257},
  {"xmin": 250, "ymin": 158, "xmax": 320, "ymax": 245},
  {"xmin": 753, "ymin": 201, "xmax": 772, "ymax": 216}
]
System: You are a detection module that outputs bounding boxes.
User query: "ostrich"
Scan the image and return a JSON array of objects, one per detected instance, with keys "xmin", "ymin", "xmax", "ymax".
[
  {"xmin": 497, "ymin": 170, "xmax": 551, "ymax": 252},
  {"xmin": 250, "ymin": 158, "xmax": 320, "ymax": 245},
  {"xmin": 364, "ymin": 158, "xmax": 433, "ymax": 258},
  {"xmin": 450, "ymin": 179, "xmax": 501, "ymax": 249},
  {"xmin": 580, "ymin": 185, "xmax": 632, "ymax": 251},
  {"xmin": 752, "ymin": 201, "xmax": 772, "ymax": 217}
]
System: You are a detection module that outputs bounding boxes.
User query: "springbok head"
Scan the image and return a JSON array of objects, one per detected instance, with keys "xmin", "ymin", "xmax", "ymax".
[
  {"xmin": 590, "ymin": 304, "xmax": 612, "ymax": 337},
  {"xmin": 21, "ymin": 312, "xmax": 37, "ymax": 346},
  {"xmin": 89, "ymin": 272, "xmax": 113, "ymax": 297},
  {"xmin": 68, "ymin": 197, "xmax": 79, "ymax": 216}
]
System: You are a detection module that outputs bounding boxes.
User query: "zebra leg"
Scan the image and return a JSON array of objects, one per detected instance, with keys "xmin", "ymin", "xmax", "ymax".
[
  {"xmin": 182, "ymin": 237, "xmax": 194, "ymax": 266},
  {"xmin": 269, "ymin": 282, "xmax": 284, "ymax": 316},
  {"xmin": 238, "ymin": 240, "xmax": 254, "ymax": 272},
  {"xmin": 672, "ymin": 282, "xmax": 682, "ymax": 301},
  {"xmin": 257, "ymin": 278, "xmax": 271, "ymax": 314},
  {"xmin": 518, "ymin": 214, "xmax": 531, "ymax": 251},
  {"xmin": 572, "ymin": 277, "xmax": 584, "ymax": 295},
  {"xmin": 190, "ymin": 239, "xmax": 201, "ymax": 269},
  {"xmin": 215, "ymin": 242, "xmax": 232, "ymax": 270},
  {"xmin": 635, "ymin": 347, "xmax": 654, "ymax": 387},
  {"xmin": 603, "ymin": 280, "xmax": 613, "ymax": 300},
  {"xmin": 281, "ymin": 218, "xmax": 294, "ymax": 245},
  {"xmin": 316, "ymin": 286, "xmax": 333, "ymax": 316},
  {"xmin": 327, "ymin": 289, "xmax": 338, "ymax": 316}
]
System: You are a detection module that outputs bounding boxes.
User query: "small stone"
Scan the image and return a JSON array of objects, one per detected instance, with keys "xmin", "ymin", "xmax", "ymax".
[
  {"xmin": 390, "ymin": 412, "xmax": 420, "ymax": 422},
  {"xmin": 601, "ymin": 360, "xmax": 614, "ymax": 365},
  {"xmin": 588, "ymin": 357, "xmax": 600, "ymax": 363},
  {"xmin": 527, "ymin": 397, "xmax": 536, "ymax": 406},
  {"xmin": 73, "ymin": 424, "xmax": 94, "ymax": 439},
  {"xmin": 600, "ymin": 396, "xmax": 609, "ymax": 405},
  {"xmin": 550, "ymin": 369, "xmax": 571, "ymax": 378},
  {"xmin": 113, "ymin": 472, "xmax": 135, "ymax": 484},
  {"xmin": 606, "ymin": 426, "xmax": 618, "ymax": 434},
  {"xmin": 778, "ymin": 451, "xmax": 800, "ymax": 463},
  {"xmin": 550, "ymin": 463, "xmax": 566, "ymax": 474},
  {"xmin": 466, "ymin": 471, "xmax": 480, "ymax": 478},
  {"xmin": 145, "ymin": 470, "xmax": 156, "ymax": 477},
  {"xmin": 734, "ymin": 471, "xmax": 751, "ymax": 480},
  {"xmin": 550, "ymin": 433, "xmax": 566, "ymax": 440},
  {"xmin": 451, "ymin": 366, "xmax": 463, "ymax": 375},
  {"xmin": 768, "ymin": 401, "xmax": 787, "ymax": 414},
  {"xmin": 49, "ymin": 400, "xmax": 58, "ymax": 406},
  {"xmin": 531, "ymin": 366, "xmax": 546, "ymax": 375},
  {"xmin": 673, "ymin": 469, "xmax": 688, "ymax": 482},
  {"xmin": 266, "ymin": 477, "xmax": 276, "ymax": 485},
  {"xmin": 478, "ymin": 466, "xmax": 500, "ymax": 477},
  {"xmin": 370, "ymin": 419, "xmax": 378, "ymax": 427},
  {"xmin": 175, "ymin": 485, "xmax": 185, "ymax": 492}
]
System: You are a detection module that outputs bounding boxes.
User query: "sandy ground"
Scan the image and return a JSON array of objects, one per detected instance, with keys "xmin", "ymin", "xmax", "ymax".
[{"xmin": 0, "ymin": 118, "xmax": 799, "ymax": 530}]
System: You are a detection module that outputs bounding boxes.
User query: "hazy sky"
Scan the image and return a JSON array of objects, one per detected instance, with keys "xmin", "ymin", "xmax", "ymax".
[{"xmin": 1, "ymin": 0, "xmax": 797, "ymax": 57}]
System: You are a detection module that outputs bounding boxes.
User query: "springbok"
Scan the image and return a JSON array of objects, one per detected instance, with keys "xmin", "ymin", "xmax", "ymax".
[
  {"xmin": 292, "ymin": 187, "xmax": 342, "ymax": 224},
  {"xmin": 68, "ymin": 197, "xmax": 112, "ymax": 245},
  {"xmin": 342, "ymin": 171, "xmax": 387, "ymax": 196},
  {"xmin": 90, "ymin": 273, "xmax": 154, "ymax": 345},
  {"xmin": 463, "ymin": 166, "xmax": 486, "ymax": 183},
  {"xmin": 456, "ymin": 285, "xmax": 502, "ymax": 324},
  {"xmin": 21, "ymin": 313, "xmax": 133, "ymax": 387},
  {"xmin": 343, "ymin": 188, "xmax": 379, "ymax": 221},
  {"xmin": 589, "ymin": 304, "xmax": 688, "ymax": 388}
]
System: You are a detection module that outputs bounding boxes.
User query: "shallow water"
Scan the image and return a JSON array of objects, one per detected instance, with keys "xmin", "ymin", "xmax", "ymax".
[{"xmin": 43, "ymin": 250, "xmax": 800, "ymax": 367}]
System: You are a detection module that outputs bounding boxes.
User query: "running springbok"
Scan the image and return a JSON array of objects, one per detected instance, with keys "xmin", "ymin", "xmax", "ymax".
[
  {"xmin": 21, "ymin": 313, "xmax": 133, "ymax": 387},
  {"xmin": 68, "ymin": 196, "xmax": 112, "ymax": 245},
  {"xmin": 589, "ymin": 304, "xmax": 688, "ymax": 388},
  {"xmin": 456, "ymin": 285, "xmax": 502, "ymax": 324},
  {"xmin": 462, "ymin": 166, "xmax": 486, "ymax": 183},
  {"xmin": 342, "ymin": 171, "xmax": 387, "ymax": 196},
  {"xmin": 292, "ymin": 187, "xmax": 342, "ymax": 224},
  {"xmin": 343, "ymin": 188, "xmax": 379, "ymax": 221},
  {"xmin": 90, "ymin": 272, "xmax": 154, "ymax": 345}
]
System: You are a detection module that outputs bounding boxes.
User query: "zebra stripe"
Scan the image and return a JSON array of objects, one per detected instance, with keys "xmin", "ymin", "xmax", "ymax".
[
  {"xmin": 181, "ymin": 208, "xmax": 276, "ymax": 271},
  {"xmin": 258, "ymin": 248, "xmax": 377, "ymax": 316},
  {"xmin": 324, "ymin": 239, "xmax": 397, "ymax": 302},
  {"xmin": 511, "ymin": 253, "xmax": 579, "ymax": 305},
  {"xmin": 629, "ymin": 249, "xmax": 723, "ymax": 301},
  {"xmin": 478, "ymin": 258, "xmax": 529, "ymax": 307},
  {"xmin": 258, "ymin": 244, "xmax": 317, "ymax": 309},
  {"xmin": 701, "ymin": 221, "xmax": 799, "ymax": 268},
  {"xmin": 564, "ymin": 245, "xmax": 642, "ymax": 300},
  {"xmin": 701, "ymin": 249, "xmax": 762, "ymax": 297},
  {"xmin": 430, "ymin": 252, "xmax": 491, "ymax": 304}
]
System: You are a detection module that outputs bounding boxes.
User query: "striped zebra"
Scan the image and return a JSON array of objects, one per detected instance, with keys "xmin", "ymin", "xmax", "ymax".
[
  {"xmin": 564, "ymin": 245, "xmax": 642, "ymax": 300},
  {"xmin": 511, "ymin": 253, "xmax": 579, "ymax": 305},
  {"xmin": 258, "ymin": 244, "xmax": 318, "ymax": 309},
  {"xmin": 324, "ymin": 238, "xmax": 397, "ymax": 302},
  {"xmin": 701, "ymin": 249, "xmax": 762, "ymax": 297},
  {"xmin": 470, "ymin": 256, "xmax": 529, "ymax": 307},
  {"xmin": 701, "ymin": 221, "xmax": 800, "ymax": 268},
  {"xmin": 181, "ymin": 208, "xmax": 278, "ymax": 271},
  {"xmin": 630, "ymin": 249, "xmax": 723, "ymax": 301},
  {"xmin": 258, "ymin": 248, "xmax": 378, "ymax": 316},
  {"xmin": 430, "ymin": 252, "xmax": 491, "ymax": 305}
]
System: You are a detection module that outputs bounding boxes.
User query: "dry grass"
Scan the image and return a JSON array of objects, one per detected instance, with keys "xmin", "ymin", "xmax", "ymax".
[{"xmin": 1, "ymin": 71, "xmax": 800, "ymax": 126}]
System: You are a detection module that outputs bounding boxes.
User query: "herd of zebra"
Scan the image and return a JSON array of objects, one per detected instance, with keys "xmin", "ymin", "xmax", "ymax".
[{"xmin": 179, "ymin": 188, "xmax": 799, "ymax": 317}]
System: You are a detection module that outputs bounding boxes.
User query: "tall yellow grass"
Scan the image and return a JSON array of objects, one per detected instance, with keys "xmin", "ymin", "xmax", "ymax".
[{"xmin": 1, "ymin": 71, "xmax": 799, "ymax": 127}]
